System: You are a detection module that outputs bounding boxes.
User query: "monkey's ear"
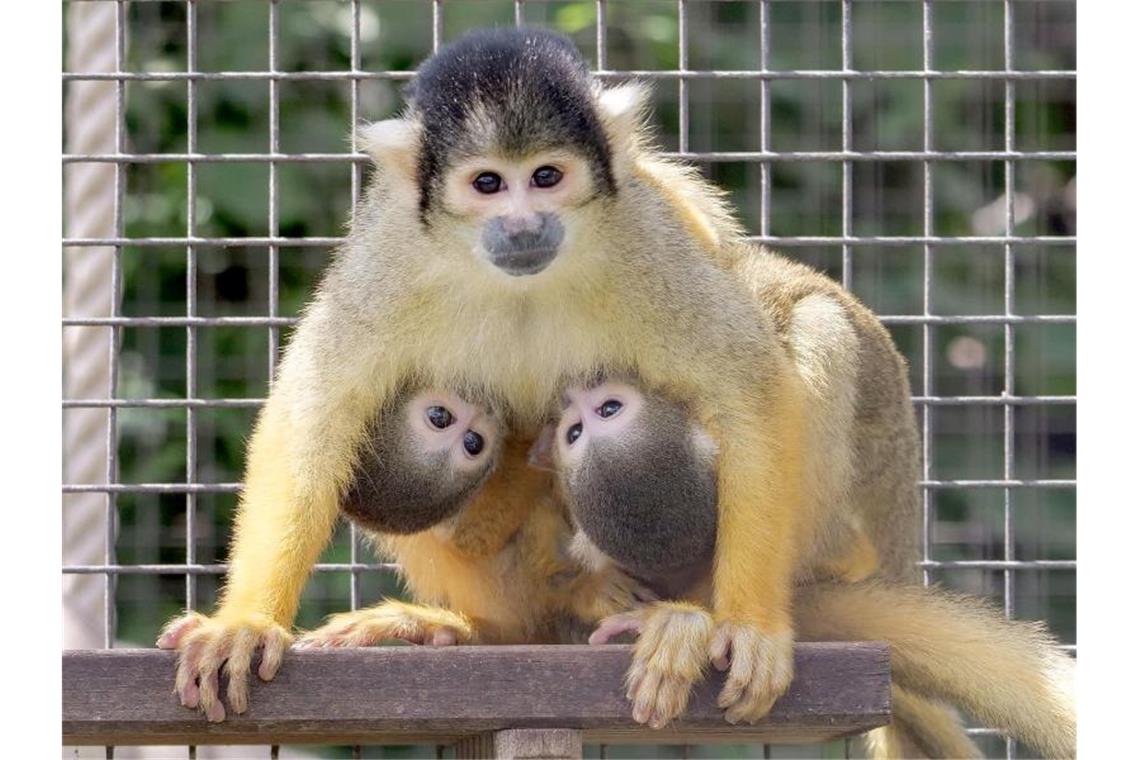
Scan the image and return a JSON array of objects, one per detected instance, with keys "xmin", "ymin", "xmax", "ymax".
[
  {"xmin": 359, "ymin": 118, "xmax": 419, "ymax": 184},
  {"xmin": 527, "ymin": 424, "xmax": 557, "ymax": 473},
  {"xmin": 596, "ymin": 82, "xmax": 651, "ymax": 173}
]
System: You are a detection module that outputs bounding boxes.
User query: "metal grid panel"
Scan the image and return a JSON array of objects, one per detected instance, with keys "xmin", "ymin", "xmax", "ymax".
[{"xmin": 62, "ymin": 1, "xmax": 1076, "ymax": 758}]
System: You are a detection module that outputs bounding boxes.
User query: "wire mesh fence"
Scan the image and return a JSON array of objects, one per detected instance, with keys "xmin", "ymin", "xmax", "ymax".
[{"xmin": 62, "ymin": 1, "xmax": 1076, "ymax": 758}]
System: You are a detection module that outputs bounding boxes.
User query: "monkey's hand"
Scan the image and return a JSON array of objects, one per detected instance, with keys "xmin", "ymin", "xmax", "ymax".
[
  {"xmin": 567, "ymin": 563, "xmax": 658, "ymax": 623},
  {"xmin": 589, "ymin": 602, "xmax": 714, "ymax": 729},
  {"xmin": 156, "ymin": 610, "xmax": 292, "ymax": 723},
  {"xmin": 708, "ymin": 619, "xmax": 794, "ymax": 724},
  {"xmin": 294, "ymin": 600, "xmax": 474, "ymax": 648}
]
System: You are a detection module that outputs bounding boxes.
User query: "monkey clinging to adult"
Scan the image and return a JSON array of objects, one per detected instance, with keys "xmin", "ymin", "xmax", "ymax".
[{"xmin": 160, "ymin": 25, "xmax": 805, "ymax": 726}]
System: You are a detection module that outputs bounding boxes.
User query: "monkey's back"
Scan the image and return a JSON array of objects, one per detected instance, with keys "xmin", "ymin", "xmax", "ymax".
[{"xmin": 728, "ymin": 246, "xmax": 922, "ymax": 584}]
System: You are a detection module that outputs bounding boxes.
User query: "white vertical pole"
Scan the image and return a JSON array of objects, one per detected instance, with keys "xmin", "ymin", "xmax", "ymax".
[{"xmin": 63, "ymin": 0, "xmax": 118, "ymax": 652}]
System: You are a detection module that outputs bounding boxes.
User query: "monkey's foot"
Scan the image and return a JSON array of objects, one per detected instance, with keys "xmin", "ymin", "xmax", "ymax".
[
  {"xmin": 708, "ymin": 620, "xmax": 794, "ymax": 724},
  {"xmin": 156, "ymin": 610, "xmax": 292, "ymax": 723},
  {"xmin": 590, "ymin": 602, "xmax": 714, "ymax": 729},
  {"xmin": 294, "ymin": 600, "xmax": 473, "ymax": 649}
]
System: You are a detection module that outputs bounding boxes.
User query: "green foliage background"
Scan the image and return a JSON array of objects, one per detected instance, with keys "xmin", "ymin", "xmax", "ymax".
[{"xmin": 67, "ymin": 2, "xmax": 1075, "ymax": 757}]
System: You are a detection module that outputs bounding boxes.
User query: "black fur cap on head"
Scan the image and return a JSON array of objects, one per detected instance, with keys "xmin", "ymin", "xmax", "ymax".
[{"xmin": 405, "ymin": 26, "xmax": 617, "ymax": 219}]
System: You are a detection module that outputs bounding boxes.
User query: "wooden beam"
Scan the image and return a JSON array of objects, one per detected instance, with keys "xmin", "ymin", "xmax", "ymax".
[{"xmin": 63, "ymin": 643, "xmax": 890, "ymax": 747}]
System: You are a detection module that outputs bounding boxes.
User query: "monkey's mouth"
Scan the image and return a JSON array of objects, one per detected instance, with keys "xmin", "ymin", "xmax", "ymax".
[{"xmin": 489, "ymin": 247, "xmax": 558, "ymax": 276}]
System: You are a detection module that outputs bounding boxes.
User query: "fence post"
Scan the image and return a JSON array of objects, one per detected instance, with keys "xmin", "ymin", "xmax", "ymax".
[{"xmin": 456, "ymin": 728, "xmax": 583, "ymax": 759}]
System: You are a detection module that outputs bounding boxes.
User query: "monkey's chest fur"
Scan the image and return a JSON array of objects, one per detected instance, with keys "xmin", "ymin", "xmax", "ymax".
[{"xmin": 393, "ymin": 286, "xmax": 631, "ymax": 424}]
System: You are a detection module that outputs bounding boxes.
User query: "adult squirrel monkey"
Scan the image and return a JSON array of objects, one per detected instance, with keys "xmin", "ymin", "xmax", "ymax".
[
  {"xmin": 156, "ymin": 27, "xmax": 1076, "ymax": 758},
  {"xmin": 160, "ymin": 26, "xmax": 803, "ymax": 726},
  {"xmin": 549, "ymin": 378, "xmax": 1075, "ymax": 758}
]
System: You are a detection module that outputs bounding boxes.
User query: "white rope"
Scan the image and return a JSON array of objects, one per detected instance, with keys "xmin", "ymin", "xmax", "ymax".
[{"xmin": 63, "ymin": 1, "xmax": 116, "ymax": 651}]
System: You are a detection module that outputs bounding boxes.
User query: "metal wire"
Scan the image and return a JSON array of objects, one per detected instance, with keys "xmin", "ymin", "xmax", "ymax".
[
  {"xmin": 63, "ymin": 2, "xmax": 1076, "ymax": 758},
  {"xmin": 64, "ymin": 148, "xmax": 1076, "ymax": 163}
]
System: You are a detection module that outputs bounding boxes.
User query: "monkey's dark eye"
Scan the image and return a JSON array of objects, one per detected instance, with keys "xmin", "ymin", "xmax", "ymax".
[
  {"xmin": 597, "ymin": 399, "xmax": 623, "ymax": 419},
  {"xmin": 566, "ymin": 422, "xmax": 583, "ymax": 445},
  {"xmin": 463, "ymin": 431, "xmax": 485, "ymax": 456},
  {"xmin": 473, "ymin": 172, "xmax": 503, "ymax": 194},
  {"xmin": 531, "ymin": 166, "xmax": 563, "ymax": 189},
  {"xmin": 426, "ymin": 406, "xmax": 454, "ymax": 429}
]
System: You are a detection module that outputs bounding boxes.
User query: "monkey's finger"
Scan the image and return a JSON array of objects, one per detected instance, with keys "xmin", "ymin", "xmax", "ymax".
[
  {"xmin": 629, "ymin": 667, "xmax": 663, "ymax": 725},
  {"xmin": 648, "ymin": 676, "xmax": 689, "ymax": 729},
  {"xmin": 624, "ymin": 655, "xmax": 649, "ymax": 703},
  {"xmin": 258, "ymin": 627, "xmax": 289, "ymax": 681},
  {"xmin": 196, "ymin": 637, "xmax": 231, "ymax": 723},
  {"xmin": 199, "ymin": 668, "xmax": 225, "ymax": 723},
  {"xmin": 224, "ymin": 629, "xmax": 258, "ymax": 715},
  {"xmin": 157, "ymin": 612, "xmax": 206, "ymax": 649},
  {"xmin": 175, "ymin": 637, "xmax": 206, "ymax": 708},
  {"xmin": 708, "ymin": 626, "xmax": 732, "ymax": 672},
  {"xmin": 717, "ymin": 639, "xmax": 756, "ymax": 710},
  {"xmin": 588, "ymin": 614, "xmax": 645, "ymax": 645},
  {"xmin": 725, "ymin": 673, "xmax": 781, "ymax": 725},
  {"xmin": 430, "ymin": 627, "xmax": 458, "ymax": 646},
  {"xmin": 724, "ymin": 677, "xmax": 780, "ymax": 725}
]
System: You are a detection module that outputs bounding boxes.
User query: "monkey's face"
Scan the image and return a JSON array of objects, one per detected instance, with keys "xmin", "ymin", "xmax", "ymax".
[
  {"xmin": 552, "ymin": 381, "xmax": 719, "ymax": 592},
  {"xmin": 400, "ymin": 389, "xmax": 500, "ymax": 476},
  {"xmin": 341, "ymin": 389, "xmax": 503, "ymax": 535},
  {"xmin": 395, "ymin": 28, "xmax": 619, "ymax": 279},
  {"xmin": 437, "ymin": 151, "xmax": 601, "ymax": 278}
]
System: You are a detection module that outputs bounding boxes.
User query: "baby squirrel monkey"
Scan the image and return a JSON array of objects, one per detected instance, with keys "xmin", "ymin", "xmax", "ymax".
[
  {"xmin": 161, "ymin": 25, "xmax": 803, "ymax": 725},
  {"xmin": 549, "ymin": 378, "xmax": 1075, "ymax": 759}
]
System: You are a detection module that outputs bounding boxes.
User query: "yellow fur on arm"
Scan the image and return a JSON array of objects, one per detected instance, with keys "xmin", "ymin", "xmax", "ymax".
[
  {"xmin": 710, "ymin": 387, "xmax": 803, "ymax": 632},
  {"xmin": 216, "ymin": 396, "xmax": 341, "ymax": 626}
]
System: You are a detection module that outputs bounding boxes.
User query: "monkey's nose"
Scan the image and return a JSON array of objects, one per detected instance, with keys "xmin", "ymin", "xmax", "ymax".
[{"xmin": 500, "ymin": 214, "xmax": 543, "ymax": 236}]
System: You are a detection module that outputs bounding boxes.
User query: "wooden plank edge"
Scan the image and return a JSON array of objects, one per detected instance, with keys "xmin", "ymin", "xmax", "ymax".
[{"xmin": 63, "ymin": 642, "xmax": 890, "ymax": 746}]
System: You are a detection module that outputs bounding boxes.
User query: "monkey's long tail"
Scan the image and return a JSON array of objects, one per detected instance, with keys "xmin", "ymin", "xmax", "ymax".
[{"xmin": 793, "ymin": 580, "xmax": 1076, "ymax": 759}]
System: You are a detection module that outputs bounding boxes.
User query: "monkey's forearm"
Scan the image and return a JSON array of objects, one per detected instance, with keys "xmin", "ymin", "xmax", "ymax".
[
  {"xmin": 217, "ymin": 397, "xmax": 340, "ymax": 625},
  {"xmin": 710, "ymin": 426, "xmax": 799, "ymax": 630}
]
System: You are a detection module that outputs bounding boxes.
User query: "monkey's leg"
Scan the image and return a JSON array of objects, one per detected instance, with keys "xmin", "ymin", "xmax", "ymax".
[
  {"xmin": 863, "ymin": 686, "xmax": 982, "ymax": 760},
  {"xmin": 812, "ymin": 529, "xmax": 880, "ymax": 584},
  {"xmin": 296, "ymin": 599, "xmax": 475, "ymax": 648},
  {"xmin": 157, "ymin": 396, "xmax": 341, "ymax": 721}
]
